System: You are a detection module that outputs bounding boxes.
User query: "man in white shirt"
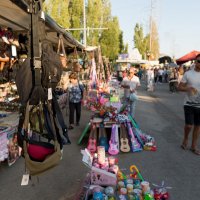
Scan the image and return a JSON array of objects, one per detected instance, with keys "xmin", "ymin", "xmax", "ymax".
[
  {"xmin": 121, "ymin": 66, "xmax": 140, "ymax": 118},
  {"xmin": 178, "ymin": 54, "xmax": 200, "ymax": 155}
]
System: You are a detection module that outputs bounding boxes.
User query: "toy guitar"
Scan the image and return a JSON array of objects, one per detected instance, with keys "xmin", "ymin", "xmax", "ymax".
[
  {"xmin": 99, "ymin": 123, "xmax": 109, "ymax": 152},
  {"xmin": 108, "ymin": 124, "xmax": 119, "ymax": 155},
  {"xmin": 120, "ymin": 123, "xmax": 130, "ymax": 153},
  {"xmin": 87, "ymin": 124, "xmax": 97, "ymax": 153},
  {"xmin": 131, "ymin": 126, "xmax": 144, "ymax": 148},
  {"xmin": 126, "ymin": 122, "xmax": 142, "ymax": 152}
]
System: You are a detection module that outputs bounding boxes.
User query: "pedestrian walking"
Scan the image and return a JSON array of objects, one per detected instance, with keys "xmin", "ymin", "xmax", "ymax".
[
  {"xmin": 178, "ymin": 54, "xmax": 200, "ymax": 155},
  {"xmin": 121, "ymin": 66, "xmax": 140, "ymax": 118},
  {"xmin": 169, "ymin": 68, "xmax": 178, "ymax": 93},
  {"xmin": 146, "ymin": 67, "xmax": 154, "ymax": 91},
  {"xmin": 68, "ymin": 72, "xmax": 84, "ymax": 130}
]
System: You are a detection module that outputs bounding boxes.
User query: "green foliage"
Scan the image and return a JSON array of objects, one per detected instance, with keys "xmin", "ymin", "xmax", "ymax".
[
  {"xmin": 44, "ymin": 0, "xmax": 70, "ymax": 28},
  {"xmin": 124, "ymin": 43, "xmax": 128, "ymax": 53},
  {"xmin": 100, "ymin": 17, "xmax": 120, "ymax": 61},
  {"xmin": 119, "ymin": 31, "xmax": 124, "ymax": 53},
  {"xmin": 133, "ymin": 21, "xmax": 159, "ymax": 60},
  {"xmin": 68, "ymin": 0, "xmax": 83, "ymax": 40},
  {"xmin": 43, "ymin": 0, "xmax": 122, "ymax": 60},
  {"xmin": 134, "ymin": 23, "xmax": 146, "ymax": 59},
  {"xmin": 150, "ymin": 20, "xmax": 159, "ymax": 60}
]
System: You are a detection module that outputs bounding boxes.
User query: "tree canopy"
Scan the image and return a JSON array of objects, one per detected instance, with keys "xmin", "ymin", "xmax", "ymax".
[
  {"xmin": 133, "ymin": 20, "xmax": 159, "ymax": 60},
  {"xmin": 43, "ymin": 0, "xmax": 122, "ymax": 60}
]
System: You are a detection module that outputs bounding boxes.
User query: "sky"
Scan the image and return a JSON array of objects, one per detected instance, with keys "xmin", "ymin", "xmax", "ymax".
[{"xmin": 110, "ymin": 0, "xmax": 200, "ymax": 59}]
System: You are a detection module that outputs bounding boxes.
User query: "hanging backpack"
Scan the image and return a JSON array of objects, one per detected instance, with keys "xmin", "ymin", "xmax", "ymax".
[{"xmin": 16, "ymin": 0, "xmax": 70, "ymax": 176}]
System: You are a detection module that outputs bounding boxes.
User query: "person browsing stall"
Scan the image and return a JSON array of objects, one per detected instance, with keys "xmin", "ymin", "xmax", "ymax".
[
  {"xmin": 121, "ymin": 66, "xmax": 140, "ymax": 118},
  {"xmin": 178, "ymin": 54, "xmax": 200, "ymax": 155},
  {"xmin": 68, "ymin": 72, "xmax": 84, "ymax": 130}
]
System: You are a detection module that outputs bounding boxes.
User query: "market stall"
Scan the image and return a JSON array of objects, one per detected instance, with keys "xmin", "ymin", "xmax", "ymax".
[
  {"xmin": 0, "ymin": 0, "xmax": 85, "ymax": 166},
  {"xmin": 78, "ymin": 75, "xmax": 156, "ymax": 156}
]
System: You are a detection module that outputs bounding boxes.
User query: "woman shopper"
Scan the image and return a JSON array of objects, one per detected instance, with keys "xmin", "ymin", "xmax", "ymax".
[{"xmin": 68, "ymin": 72, "xmax": 84, "ymax": 130}]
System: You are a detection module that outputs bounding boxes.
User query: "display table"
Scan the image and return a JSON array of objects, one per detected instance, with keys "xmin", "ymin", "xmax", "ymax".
[{"xmin": 0, "ymin": 111, "xmax": 20, "ymax": 166}]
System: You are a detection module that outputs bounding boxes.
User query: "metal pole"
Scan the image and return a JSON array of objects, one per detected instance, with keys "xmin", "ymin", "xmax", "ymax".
[
  {"xmin": 83, "ymin": 0, "xmax": 87, "ymax": 47},
  {"xmin": 149, "ymin": 0, "xmax": 153, "ymax": 54}
]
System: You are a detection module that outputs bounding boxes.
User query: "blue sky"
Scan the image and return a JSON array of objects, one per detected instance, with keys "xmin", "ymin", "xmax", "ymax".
[{"xmin": 110, "ymin": 0, "xmax": 200, "ymax": 59}]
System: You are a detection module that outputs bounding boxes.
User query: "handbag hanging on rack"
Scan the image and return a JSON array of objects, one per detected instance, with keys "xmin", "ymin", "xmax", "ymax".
[
  {"xmin": 73, "ymin": 47, "xmax": 81, "ymax": 72},
  {"xmin": 57, "ymin": 34, "xmax": 67, "ymax": 68}
]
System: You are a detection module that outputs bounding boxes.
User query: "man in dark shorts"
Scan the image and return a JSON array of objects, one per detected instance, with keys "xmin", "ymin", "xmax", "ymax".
[{"xmin": 178, "ymin": 54, "xmax": 200, "ymax": 155}]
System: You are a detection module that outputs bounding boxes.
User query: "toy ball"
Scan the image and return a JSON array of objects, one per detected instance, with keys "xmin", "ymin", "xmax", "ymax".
[
  {"xmin": 144, "ymin": 193, "xmax": 154, "ymax": 200},
  {"xmin": 105, "ymin": 186, "xmax": 115, "ymax": 196},
  {"xmin": 93, "ymin": 191, "xmax": 103, "ymax": 200}
]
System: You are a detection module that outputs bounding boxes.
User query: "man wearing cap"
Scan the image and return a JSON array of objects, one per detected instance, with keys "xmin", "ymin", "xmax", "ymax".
[{"xmin": 121, "ymin": 66, "xmax": 140, "ymax": 118}]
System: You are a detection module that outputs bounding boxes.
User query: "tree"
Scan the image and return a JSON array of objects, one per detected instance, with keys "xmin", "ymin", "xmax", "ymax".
[
  {"xmin": 43, "ymin": 0, "xmax": 123, "ymax": 60},
  {"xmin": 68, "ymin": 0, "xmax": 83, "ymax": 41},
  {"xmin": 134, "ymin": 23, "xmax": 146, "ymax": 59},
  {"xmin": 150, "ymin": 19, "xmax": 159, "ymax": 60},
  {"xmin": 87, "ymin": 0, "xmax": 104, "ymax": 46},
  {"xmin": 100, "ymin": 17, "xmax": 120, "ymax": 60},
  {"xmin": 133, "ymin": 21, "xmax": 159, "ymax": 60},
  {"xmin": 124, "ymin": 43, "xmax": 128, "ymax": 53},
  {"xmin": 119, "ymin": 31, "xmax": 124, "ymax": 53},
  {"xmin": 43, "ymin": 0, "xmax": 70, "ymax": 28}
]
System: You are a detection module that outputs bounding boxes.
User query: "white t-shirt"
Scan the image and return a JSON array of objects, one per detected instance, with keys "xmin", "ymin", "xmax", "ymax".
[
  {"xmin": 181, "ymin": 69, "xmax": 200, "ymax": 107},
  {"xmin": 121, "ymin": 76, "xmax": 140, "ymax": 98}
]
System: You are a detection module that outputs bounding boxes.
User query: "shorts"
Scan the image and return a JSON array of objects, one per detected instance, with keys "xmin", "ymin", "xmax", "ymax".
[{"xmin": 184, "ymin": 105, "xmax": 200, "ymax": 126}]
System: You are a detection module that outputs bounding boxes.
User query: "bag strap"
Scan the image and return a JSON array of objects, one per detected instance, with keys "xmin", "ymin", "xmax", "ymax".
[
  {"xmin": 73, "ymin": 47, "xmax": 79, "ymax": 61},
  {"xmin": 52, "ymin": 94, "xmax": 71, "ymax": 144},
  {"xmin": 57, "ymin": 34, "xmax": 66, "ymax": 56}
]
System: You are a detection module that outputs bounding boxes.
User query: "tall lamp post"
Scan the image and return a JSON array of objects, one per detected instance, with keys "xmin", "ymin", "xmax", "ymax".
[{"xmin": 83, "ymin": 0, "xmax": 87, "ymax": 47}]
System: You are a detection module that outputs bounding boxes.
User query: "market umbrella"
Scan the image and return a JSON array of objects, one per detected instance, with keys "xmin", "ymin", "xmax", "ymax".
[{"xmin": 176, "ymin": 50, "xmax": 200, "ymax": 65}]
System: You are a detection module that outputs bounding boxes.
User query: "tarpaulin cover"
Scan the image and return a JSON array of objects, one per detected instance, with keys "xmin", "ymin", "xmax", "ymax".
[{"xmin": 176, "ymin": 50, "xmax": 200, "ymax": 65}]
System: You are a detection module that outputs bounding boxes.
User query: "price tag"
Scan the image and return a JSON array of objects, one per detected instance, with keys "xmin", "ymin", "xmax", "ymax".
[
  {"xmin": 21, "ymin": 174, "xmax": 29, "ymax": 186},
  {"xmin": 48, "ymin": 88, "xmax": 52, "ymax": 100}
]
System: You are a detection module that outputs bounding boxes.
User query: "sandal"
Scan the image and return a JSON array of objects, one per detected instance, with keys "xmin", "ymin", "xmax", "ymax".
[
  {"xmin": 181, "ymin": 144, "xmax": 188, "ymax": 150},
  {"xmin": 190, "ymin": 148, "xmax": 200, "ymax": 155}
]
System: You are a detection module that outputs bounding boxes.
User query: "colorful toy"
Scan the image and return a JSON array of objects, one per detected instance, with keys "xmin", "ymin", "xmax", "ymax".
[
  {"xmin": 87, "ymin": 125, "xmax": 97, "ymax": 153},
  {"xmin": 127, "ymin": 122, "xmax": 142, "ymax": 152},
  {"xmin": 93, "ymin": 191, "xmax": 103, "ymax": 200},
  {"xmin": 152, "ymin": 181, "xmax": 171, "ymax": 200},
  {"xmin": 108, "ymin": 124, "xmax": 119, "ymax": 155},
  {"xmin": 120, "ymin": 123, "xmax": 130, "ymax": 153},
  {"xmin": 131, "ymin": 126, "xmax": 144, "ymax": 147},
  {"xmin": 144, "ymin": 193, "xmax": 155, "ymax": 200},
  {"xmin": 130, "ymin": 165, "xmax": 144, "ymax": 182},
  {"xmin": 77, "ymin": 122, "xmax": 91, "ymax": 144},
  {"xmin": 99, "ymin": 123, "xmax": 109, "ymax": 152},
  {"xmin": 117, "ymin": 169, "xmax": 127, "ymax": 180}
]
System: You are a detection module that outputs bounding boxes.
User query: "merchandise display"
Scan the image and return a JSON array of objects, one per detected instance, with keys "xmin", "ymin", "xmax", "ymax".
[
  {"xmin": 80, "ymin": 82, "xmax": 156, "ymax": 154},
  {"xmin": 79, "ymin": 149, "xmax": 171, "ymax": 200},
  {"xmin": 0, "ymin": 115, "xmax": 20, "ymax": 166}
]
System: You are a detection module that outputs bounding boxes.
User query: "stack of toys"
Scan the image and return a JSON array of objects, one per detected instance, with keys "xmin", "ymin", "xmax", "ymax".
[{"xmin": 80, "ymin": 149, "xmax": 171, "ymax": 200}]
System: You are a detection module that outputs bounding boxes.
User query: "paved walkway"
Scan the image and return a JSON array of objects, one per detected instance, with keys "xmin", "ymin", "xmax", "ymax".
[{"xmin": 0, "ymin": 81, "xmax": 200, "ymax": 200}]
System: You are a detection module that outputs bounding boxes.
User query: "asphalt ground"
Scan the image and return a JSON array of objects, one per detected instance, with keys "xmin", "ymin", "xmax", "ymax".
[{"xmin": 0, "ymin": 81, "xmax": 200, "ymax": 200}]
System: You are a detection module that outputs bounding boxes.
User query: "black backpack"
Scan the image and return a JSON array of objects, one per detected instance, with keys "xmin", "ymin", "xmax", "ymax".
[
  {"xmin": 16, "ymin": 40, "xmax": 63, "ymax": 105},
  {"xmin": 16, "ymin": 1, "xmax": 70, "ymax": 175},
  {"xmin": 41, "ymin": 40, "xmax": 63, "ymax": 90}
]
